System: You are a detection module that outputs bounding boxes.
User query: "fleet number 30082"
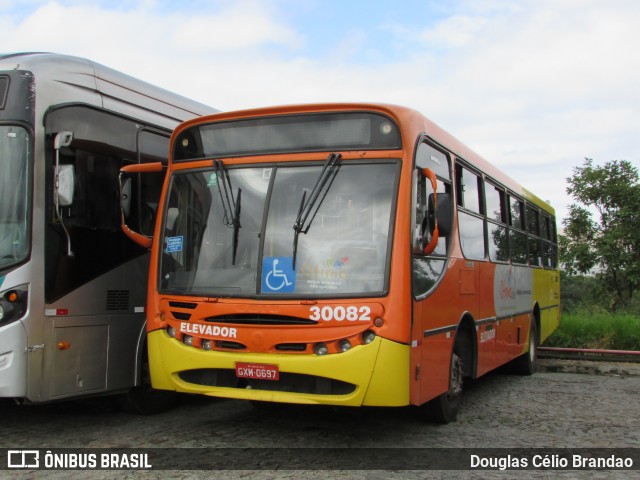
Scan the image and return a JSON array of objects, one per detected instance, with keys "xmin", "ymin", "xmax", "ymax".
[{"xmin": 308, "ymin": 305, "xmax": 371, "ymax": 322}]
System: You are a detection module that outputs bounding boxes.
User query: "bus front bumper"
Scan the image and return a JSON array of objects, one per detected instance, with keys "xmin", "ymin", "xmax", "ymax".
[
  {"xmin": 0, "ymin": 320, "xmax": 28, "ymax": 398},
  {"xmin": 147, "ymin": 329, "xmax": 410, "ymax": 407}
]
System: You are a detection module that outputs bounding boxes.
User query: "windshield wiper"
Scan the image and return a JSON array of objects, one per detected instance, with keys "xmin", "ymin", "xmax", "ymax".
[
  {"xmin": 213, "ymin": 160, "xmax": 241, "ymax": 265},
  {"xmin": 232, "ymin": 188, "xmax": 242, "ymax": 265},
  {"xmin": 292, "ymin": 152, "xmax": 342, "ymax": 269}
]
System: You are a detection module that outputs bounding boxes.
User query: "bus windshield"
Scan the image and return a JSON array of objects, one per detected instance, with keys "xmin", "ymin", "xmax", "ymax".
[
  {"xmin": 160, "ymin": 161, "xmax": 398, "ymax": 297},
  {"xmin": 0, "ymin": 125, "xmax": 30, "ymax": 269}
]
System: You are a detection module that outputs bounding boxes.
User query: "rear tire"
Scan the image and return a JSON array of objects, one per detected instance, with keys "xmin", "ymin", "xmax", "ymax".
[
  {"xmin": 511, "ymin": 320, "xmax": 538, "ymax": 376},
  {"xmin": 117, "ymin": 344, "xmax": 178, "ymax": 415},
  {"xmin": 419, "ymin": 351, "xmax": 464, "ymax": 424},
  {"xmin": 118, "ymin": 385, "xmax": 178, "ymax": 415}
]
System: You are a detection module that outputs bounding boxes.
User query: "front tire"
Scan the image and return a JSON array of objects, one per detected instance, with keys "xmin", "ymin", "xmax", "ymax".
[{"xmin": 419, "ymin": 351, "xmax": 464, "ymax": 424}]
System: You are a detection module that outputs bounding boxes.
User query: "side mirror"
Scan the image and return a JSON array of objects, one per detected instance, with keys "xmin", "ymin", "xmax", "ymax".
[
  {"xmin": 53, "ymin": 131, "xmax": 75, "ymax": 257},
  {"xmin": 429, "ymin": 192, "xmax": 452, "ymax": 237},
  {"xmin": 53, "ymin": 131, "xmax": 75, "ymax": 207},
  {"xmin": 120, "ymin": 176, "xmax": 132, "ymax": 218},
  {"xmin": 56, "ymin": 164, "xmax": 75, "ymax": 207}
]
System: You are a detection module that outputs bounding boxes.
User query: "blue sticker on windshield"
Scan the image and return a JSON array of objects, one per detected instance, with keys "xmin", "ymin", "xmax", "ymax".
[
  {"xmin": 262, "ymin": 257, "xmax": 296, "ymax": 293},
  {"xmin": 166, "ymin": 236, "xmax": 183, "ymax": 253}
]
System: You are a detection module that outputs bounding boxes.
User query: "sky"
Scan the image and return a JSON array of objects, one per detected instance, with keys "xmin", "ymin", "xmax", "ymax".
[{"xmin": 2, "ymin": 0, "xmax": 639, "ymax": 224}]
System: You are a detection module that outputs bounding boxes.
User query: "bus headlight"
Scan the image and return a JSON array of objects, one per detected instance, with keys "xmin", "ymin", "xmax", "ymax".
[
  {"xmin": 338, "ymin": 339, "xmax": 352, "ymax": 352},
  {"xmin": 362, "ymin": 330, "xmax": 376, "ymax": 345},
  {"xmin": 202, "ymin": 339, "xmax": 212, "ymax": 351},
  {"xmin": 167, "ymin": 326, "xmax": 177, "ymax": 338},
  {"xmin": 314, "ymin": 342, "xmax": 329, "ymax": 356},
  {"xmin": 183, "ymin": 335, "xmax": 193, "ymax": 346}
]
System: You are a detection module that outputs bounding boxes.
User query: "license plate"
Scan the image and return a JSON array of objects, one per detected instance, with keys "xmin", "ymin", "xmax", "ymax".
[{"xmin": 235, "ymin": 362, "xmax": 280, "ymax": 381}]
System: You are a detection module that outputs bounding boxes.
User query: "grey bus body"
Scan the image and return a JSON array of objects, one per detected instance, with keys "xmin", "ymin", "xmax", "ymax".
[{"xmin": 0, "ymin": 53, "xmax": 217, "ymax": 405}]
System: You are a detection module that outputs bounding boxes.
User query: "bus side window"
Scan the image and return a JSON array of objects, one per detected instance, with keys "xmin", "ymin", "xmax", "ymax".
[
  {"xmin": 485, "ymin": 181, "xmax": 508, "ymax": 262},
  {"xmin": 541, "ymin": 214, "xmax": 554, "ymax": 268},
  {"xmin": 526, "ymin": 205, "xmax": 541, "ymax": 267},
  {"xmin": 456, "ymin": 164, "xmax": 485, "ymax": 261},
  {"xmin": 508, "ymin": 195, "xmax": 527, "ymax": 264}
]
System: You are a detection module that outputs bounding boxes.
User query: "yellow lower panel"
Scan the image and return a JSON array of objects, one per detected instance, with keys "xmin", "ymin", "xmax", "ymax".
[{"xmin": 147, "ymin": 329, "xmax": 410, "ymax": 407}]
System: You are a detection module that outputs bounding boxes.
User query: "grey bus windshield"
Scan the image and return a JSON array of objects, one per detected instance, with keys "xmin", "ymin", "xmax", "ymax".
[
  {"xmin": 160, "ymin": 161, "xmax": 398, "ymax": 297},
  {"xmin": 173, "ymin": 113, "xmax": 402, "ymax": 160},
  {"xmin": 0, "ymin": 125, "xmax": 30, "ymax": 269}
]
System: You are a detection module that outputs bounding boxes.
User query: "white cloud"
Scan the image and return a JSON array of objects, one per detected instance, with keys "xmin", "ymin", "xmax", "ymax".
[{"xmin": 3, "ymin": 0, "xmax": 639, "ymax": 222}]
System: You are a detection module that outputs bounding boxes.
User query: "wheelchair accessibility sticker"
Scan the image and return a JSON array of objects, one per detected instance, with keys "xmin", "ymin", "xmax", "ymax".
[{"xmin": 262, "ymin": 257, "xmax": 296, "ymax": 293}]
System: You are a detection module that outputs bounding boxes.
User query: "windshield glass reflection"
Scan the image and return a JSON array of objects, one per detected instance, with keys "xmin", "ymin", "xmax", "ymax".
[
  {"xmin": 0, "ymin": 126, "xmax": 30, "ymax": 269},
  {"xmin": 160, "ymin": 161, "xmax": 398, "ymax": 297}
]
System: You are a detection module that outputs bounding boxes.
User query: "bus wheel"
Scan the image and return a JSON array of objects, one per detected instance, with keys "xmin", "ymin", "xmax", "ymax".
[
  {"xmin": 419, "ymin": 351, "xmax": 464, "ymax": 424},
  {"xmin": 511, "ymin": 320, "xmax": 538, "ymax": 376},
  {"xmin": 117, "ymin": 349, "xmax": 178, "ymax": 415},
  {"xmin": 118, "ymin": 385, "xmax": 178, "ymax": 415}
]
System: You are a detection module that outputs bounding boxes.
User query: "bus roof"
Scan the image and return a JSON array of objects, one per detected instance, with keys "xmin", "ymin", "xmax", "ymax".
[
  {"xmin": 0, "ymin": 52, "xmax": 217, "ymax": 127},
  {"xmin": 176, "ymin": 102, "xmax": 555, "ymax": 215}
]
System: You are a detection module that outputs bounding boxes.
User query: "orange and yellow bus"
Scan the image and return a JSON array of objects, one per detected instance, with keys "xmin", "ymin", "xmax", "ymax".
[{"xmin": 123, "ymin": 103, "xmax": 560, "ymax": 422}]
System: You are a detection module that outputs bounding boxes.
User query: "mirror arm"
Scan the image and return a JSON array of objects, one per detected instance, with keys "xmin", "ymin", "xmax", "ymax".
[
  {"xmin": 121, "ymin": 211, "xmax": 152, "ymax": 249},
  {"xmin": 422, "ymin": 168, "xmax": 439, "ymax": 255},
  {"xmin": 121, "ymin": 162, "xmax": 164, "ymax": 174},
  {"xmin": 118, "ymin": 162, "xmax": 163, "ymax": 249}
]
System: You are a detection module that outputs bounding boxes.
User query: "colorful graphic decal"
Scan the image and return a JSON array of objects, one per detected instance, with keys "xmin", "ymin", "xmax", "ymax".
[
  {"xmin": 493, "ymin": 264, "xmax": 532, "ymax": 316},
  {"xmin": 297, "ymin": 256, "xmax": 350, "ymax": 291}
]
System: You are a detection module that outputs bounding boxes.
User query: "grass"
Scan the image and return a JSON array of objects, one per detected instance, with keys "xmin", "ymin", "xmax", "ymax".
[{"xmin": 545, "ymin": 310, "xmax": 640, "ymax": 351}]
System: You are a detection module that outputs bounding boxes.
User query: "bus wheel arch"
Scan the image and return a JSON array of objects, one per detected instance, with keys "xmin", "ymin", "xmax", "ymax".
[
  {"xmin": 418, "ymin": 314, "xmax": 476, "ymax": 423},
  {"xmin": 453, "ymin": 314, "xmax": 477, "ymax": 379}
]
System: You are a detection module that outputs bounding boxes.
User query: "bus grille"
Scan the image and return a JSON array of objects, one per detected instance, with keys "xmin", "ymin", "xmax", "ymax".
[
  {"xmin": 169, "ymin": 301, "xmax": 197, "ymax": 309},
  {"xmin": 106, "ymin": 290, "xmax": 130, "ymax": 311},
  {"xmin": 205, "ymin": 314, "xmax": 317, "ymax": 325},
  {"xmin": 179, "ymin": 369, "xmax": 355, "ymax": 395},
  {"xmin": 276, "ymin": 343, "xmax": 308, "ymax": 352},
  {"xmin": 215, "ymin": 341, "xmax": 247, "ymax": 350}
]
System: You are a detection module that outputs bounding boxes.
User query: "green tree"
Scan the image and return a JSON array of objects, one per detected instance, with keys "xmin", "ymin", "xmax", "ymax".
[{"xmin": 560, "ymin": 158, "xmax": 640, "ymax": 311}]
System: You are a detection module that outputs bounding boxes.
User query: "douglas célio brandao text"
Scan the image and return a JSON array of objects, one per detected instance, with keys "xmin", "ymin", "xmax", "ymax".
[{"xmin": 470, "ymin": 453, "xmax": 634, "ymax": 470}]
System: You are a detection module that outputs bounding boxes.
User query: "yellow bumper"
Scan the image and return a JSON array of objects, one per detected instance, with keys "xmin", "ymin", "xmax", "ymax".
[{"xmin": 148, "ymin": 329, "xmax": 409, "ymax": 407}]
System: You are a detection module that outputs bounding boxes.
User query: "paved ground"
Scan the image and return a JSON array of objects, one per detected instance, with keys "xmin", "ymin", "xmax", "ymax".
[{"xmin": 1, "ymin": 359, "xmax": 639, "ymax": 479}]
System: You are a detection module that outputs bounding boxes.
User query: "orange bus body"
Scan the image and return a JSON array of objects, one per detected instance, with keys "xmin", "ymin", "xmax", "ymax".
[{"xmin": 143, "ymin": 103, "xmax": 560, "ymax": 420}]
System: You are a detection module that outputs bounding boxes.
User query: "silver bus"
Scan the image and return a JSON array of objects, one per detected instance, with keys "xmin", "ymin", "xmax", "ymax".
[{"xmin": 0, "ymin": 52, "xmax": 216, "ymax": 411}]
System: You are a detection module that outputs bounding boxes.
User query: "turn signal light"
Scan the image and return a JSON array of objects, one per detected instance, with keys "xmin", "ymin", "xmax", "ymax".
[
  {"xmin": 0, "ymin": 287, "xmax": 28, "ymax": 324},
  {"xmin": 6, "ymin": 291, "xmax": 20, "ymax": 303}
]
